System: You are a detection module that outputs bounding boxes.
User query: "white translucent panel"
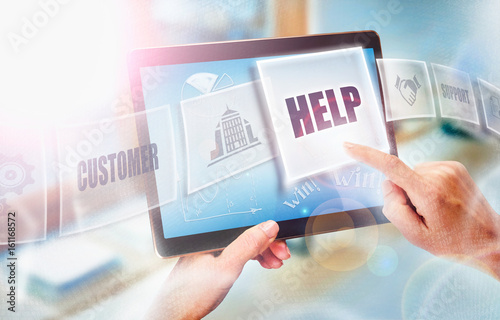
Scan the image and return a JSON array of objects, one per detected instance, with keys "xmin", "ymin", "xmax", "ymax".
[
  {"xmin": 257, "ymin": 47, "xmax": 390, "ymax": 183},
  {"xmin": 478, "ymin": 78, "xmax": 500, "ymax": 135},
  {"xmin": 377, "ymin": 59, "xmax": 436, "ymax": 121},
  {"xmin": 0, "ymin": 125, "xmax": 46, "ymax": 244},
  {"xmin": 431, "ymin": 63, "xmax": 479, "ymax": 124},
  {"xmin": 57, "ymin": 106, "xmax": 177, "ymax": 235},
  {"xmin": 181, "ymin": 81, "xmax": 276, "ymax": 194},
  {"xmin": 146, "ymin": 107, "xmax": 178, "ymax": 207}
]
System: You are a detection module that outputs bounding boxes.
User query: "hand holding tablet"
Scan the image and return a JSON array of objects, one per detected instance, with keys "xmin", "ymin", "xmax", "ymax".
[{"xmin": 145, "ymin": 220, "xmax": 290, "ymax": 320}]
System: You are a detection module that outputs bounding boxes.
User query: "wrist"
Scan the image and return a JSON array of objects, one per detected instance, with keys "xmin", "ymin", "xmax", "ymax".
[
  {"xmin": 476, "ymin": 249, "xmax": 500, "ymax": 280},
  {"xmin": 476, "ymin": 213, "xmax": 500, "ymax": 279}
]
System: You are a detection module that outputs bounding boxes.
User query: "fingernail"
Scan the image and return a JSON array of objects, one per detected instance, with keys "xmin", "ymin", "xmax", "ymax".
[
  {"xmin": 382, "ymin": 180, "xmax": 393, "ymax": 197},
  {"xmin": 343, "ymin": 141, "xmax": 355, "ymax": 150},
  {"xmin": 259, "ymin": 220, "xmax": 278, "ymax": 238}
]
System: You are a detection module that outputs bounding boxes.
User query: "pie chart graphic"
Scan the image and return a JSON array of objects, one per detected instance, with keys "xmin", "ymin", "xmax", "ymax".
[{"xmin": 181, "ymin": 72, "xmax": 234, "ymax": 100}]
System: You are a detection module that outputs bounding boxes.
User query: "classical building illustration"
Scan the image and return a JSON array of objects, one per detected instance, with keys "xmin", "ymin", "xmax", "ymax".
[{"xmin": 208, "ymin": 106, "xmax": 261, "ymax": 167}]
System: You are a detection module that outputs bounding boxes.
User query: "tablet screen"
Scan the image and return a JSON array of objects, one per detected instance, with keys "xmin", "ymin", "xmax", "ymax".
[{"xmin": 129, "ymin": 32, "xmax": 396, "ymax": 257}]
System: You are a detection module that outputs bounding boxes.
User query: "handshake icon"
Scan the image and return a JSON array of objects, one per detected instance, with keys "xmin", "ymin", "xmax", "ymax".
[{"xmin": 395, "ymin": 75, "xmax": 421, "ymax": 106}]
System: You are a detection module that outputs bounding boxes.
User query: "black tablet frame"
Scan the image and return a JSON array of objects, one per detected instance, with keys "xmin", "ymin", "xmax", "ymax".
[{"xmin": 128, "ymin": 31, "xmax": 397, "ymax": 258}]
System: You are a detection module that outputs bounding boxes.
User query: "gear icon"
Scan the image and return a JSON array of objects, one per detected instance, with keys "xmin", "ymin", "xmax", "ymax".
[{"xmin": 0, "ymin": 154, "xmax": 35, "ymax": 196}]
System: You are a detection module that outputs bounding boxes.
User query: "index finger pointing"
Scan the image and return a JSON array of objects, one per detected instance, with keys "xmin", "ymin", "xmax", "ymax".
[{"xmin": 343, "ymin": 142, "xmax": 421, "ymax": 193}]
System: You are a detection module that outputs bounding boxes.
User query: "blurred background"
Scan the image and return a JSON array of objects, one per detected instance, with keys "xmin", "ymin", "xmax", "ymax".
[{"xmin": 1, "ymin": 0, "xmax": 500, "ymax": 319}]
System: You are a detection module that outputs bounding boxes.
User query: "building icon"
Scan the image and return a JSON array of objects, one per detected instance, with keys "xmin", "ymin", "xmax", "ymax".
[{"xmin": 208, "ymin": 106, "xmax": 261, "ymax": 167}]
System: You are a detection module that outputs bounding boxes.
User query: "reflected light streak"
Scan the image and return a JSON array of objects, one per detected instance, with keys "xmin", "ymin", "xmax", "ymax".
[{"xmin": 0, "ymin": 1, "xmax": 124, "ymax": 127}]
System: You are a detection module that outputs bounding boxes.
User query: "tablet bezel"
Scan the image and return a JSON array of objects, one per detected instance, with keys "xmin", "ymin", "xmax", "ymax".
[{"xmin": 128, "ymin": 31, "xmax": 397, "ymax": 258}]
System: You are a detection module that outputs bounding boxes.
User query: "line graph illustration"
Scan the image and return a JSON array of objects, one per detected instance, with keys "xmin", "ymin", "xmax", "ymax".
[{"xmin": 180, "ymin": 168, "xmax": 261, "ymax": 222}]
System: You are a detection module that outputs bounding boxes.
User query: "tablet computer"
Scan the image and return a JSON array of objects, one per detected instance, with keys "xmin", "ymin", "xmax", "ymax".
[{"xmin": 128, "ymin": 31, "xmax": 397, "ymax": 258}]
